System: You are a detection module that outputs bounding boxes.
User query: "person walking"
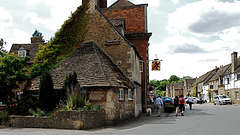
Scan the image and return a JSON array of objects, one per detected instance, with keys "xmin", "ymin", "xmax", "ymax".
[
  {"xmin": 174, "ymin": 96, "xmax": 179, "ymax": 116},
  {"xmin": 179, "ymin": 95, "xmax": 185, "ymax": 116},
  {"xmin": 188, "ymin": 95, "xmax": 193, "ymax": 110},
  {"xmin": 154, "ymin": 96, "xmax": 163, "ymax": 117}
]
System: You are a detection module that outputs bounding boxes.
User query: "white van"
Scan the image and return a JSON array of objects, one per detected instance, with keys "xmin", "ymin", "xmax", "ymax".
[{"xmin": 213, "ymin": 95, "xmax": 232, "ymax": 105}]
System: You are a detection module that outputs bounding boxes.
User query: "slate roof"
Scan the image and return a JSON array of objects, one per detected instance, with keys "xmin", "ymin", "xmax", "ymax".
[
  {"xmin": 193, "ymin": 70, "xmax": 215, "ymax": 86},
  {"xmin": 209, "ymin": 64, "xmax": 231, "ymax": 82},
  {"xmin": 28, "ymin": 41, "xmax": 133, "ymax": 90},
  {"xmin": 185, "ymin": 78, "xmax": 196, "ymax": 89},
  {"xmin": 9, "ymin": 43, "xmax": 41, "ymax": 63},
  {"xmin": 109, "ymin": 0, "xmax": 135, "ymax": 8}
]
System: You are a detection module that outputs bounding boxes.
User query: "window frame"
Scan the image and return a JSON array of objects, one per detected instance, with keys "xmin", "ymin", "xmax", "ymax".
[
  {"xmin": 128, "ymin": 89, "xmax": 133, "ymax": 100},
  {"xmin": 236, "ymin": 91, "xmax": 239, "ymax": 100},
  {"xmin": 119, "ymin": 88, "xmax": 124, "ymax": 101},
  {"xmin": 18, "ymin": 47, "xmax": 27, "ymax": 58}
]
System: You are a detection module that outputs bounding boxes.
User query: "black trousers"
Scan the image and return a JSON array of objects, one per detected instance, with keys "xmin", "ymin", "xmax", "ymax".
[
  {"xmin": 189, "ymin": 102, "xmax": 193, "ymax": 110},
  {"xmin": 179, "ymin": 104, "xmax": 185, "ymax": 112}
]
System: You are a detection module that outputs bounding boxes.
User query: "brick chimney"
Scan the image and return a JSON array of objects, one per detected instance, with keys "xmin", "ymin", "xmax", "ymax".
[
  {"xmin": 31, "ymin": 30, "xmax": 44, "ymax": 44},
  {"xmin": 231, "ymin": 51, "xmax": 238, "ymax": 73},
  {"xmin": 82, "ymin": 0, "xmax": 107, "ymax": 9},
  {"xmin": 97, "ymin": 0, "xmax": 107, "ymax": 8},
  {"xmin": 31, "ymin": 36, "xmax": 43, "ymax": 44}
]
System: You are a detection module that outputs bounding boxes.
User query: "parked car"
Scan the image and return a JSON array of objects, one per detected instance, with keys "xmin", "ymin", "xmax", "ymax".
[
  {"xmin": 163, "ymin": 97, "xmax": 174, "ymax": 113},
  {"xmin": 213, "ymin": 95, "xmax": 232, "ymax": 105},
  {"xmin": 185, "ymin": 97, "xmax": 200, "ymax": 104}
]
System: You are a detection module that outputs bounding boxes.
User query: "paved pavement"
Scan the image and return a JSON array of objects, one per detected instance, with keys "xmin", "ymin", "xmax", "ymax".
[{"xmin": 1, "ymin": 103, "xmax": 240, "ymax": 135}]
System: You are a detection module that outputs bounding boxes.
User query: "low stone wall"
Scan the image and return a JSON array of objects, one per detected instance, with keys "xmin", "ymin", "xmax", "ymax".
[{"xmin": 8, "ymin": 110, "xmax": 106, "ymax": 130}]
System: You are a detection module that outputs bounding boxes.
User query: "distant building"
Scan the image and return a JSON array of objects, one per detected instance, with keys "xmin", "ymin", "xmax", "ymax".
[
  {"xmin": 9, "ymin": 30, "xmax": 45, "ymax": 65},
  {"xmin": 166, "ymin": 83, "xmax": 184, "ymax": 97}
]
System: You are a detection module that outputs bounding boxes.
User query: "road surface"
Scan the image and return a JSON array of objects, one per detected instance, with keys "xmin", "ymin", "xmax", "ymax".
[{"xmin": 1, "ymin": 103, "xmax": 239, "ymax": 135}]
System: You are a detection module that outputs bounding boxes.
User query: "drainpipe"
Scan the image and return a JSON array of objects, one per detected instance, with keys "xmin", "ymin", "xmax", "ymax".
[{"xmin": 144, "ymin": 61, "xmax": 147, "ymax": 111}]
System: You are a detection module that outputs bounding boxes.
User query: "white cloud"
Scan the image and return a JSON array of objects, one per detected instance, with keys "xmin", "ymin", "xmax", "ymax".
[
  {"xmin": 172, "ymin": 0, "xmax": 179, "ymax": 4},
  {"xmin": 0, "ymin": 7, "xmax": 13, "ymax": 34},
  {"xmin": 167, "ymin": 0, "xmax": 240, "ymax": 36},
  {"xmin": 4, "ymin": 29, "xmax": 30, "ymax": 51},
  {"xmin": 23, "ymin": 0, "xmax": 81, "ymax": 31},
  {"xmin": 132, "ymin": 0, "xmax": 160, "ymax": 7},
  {"xmin": 12, "ymin": 29, "xmax": 30, "ymax": 44},
  {"xmin": 26, "ymin": 0, "xmax": 42, "ymax": 5}
]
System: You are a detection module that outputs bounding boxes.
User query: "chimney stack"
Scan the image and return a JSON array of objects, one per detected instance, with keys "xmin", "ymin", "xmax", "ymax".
[
  {"xmin": 97, "ymin": 0, "xmax": 107, "ymax": 8},
  {"xmin": 82, "ymin": 0, "xmax": 107, "ymax": 8},
  {"xmin": 231, "ymin": 52, "xmax": 238, "ymax": 73}
]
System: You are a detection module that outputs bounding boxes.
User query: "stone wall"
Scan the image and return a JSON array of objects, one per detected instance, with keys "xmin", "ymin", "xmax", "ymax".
[
  {"xmin": 89, "ymin": 87, "xmax": 136, "ymax": 125},
  {"xmin": 8, "ymin": 110, "xmax": 105, "ymax": 130},
  {"xmin": 227, "ymin": 90, "xmax": 240, "ymax": 104}
]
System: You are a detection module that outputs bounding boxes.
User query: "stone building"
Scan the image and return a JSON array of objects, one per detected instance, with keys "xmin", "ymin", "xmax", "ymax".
[
  {"xmin": 184, "ymin": 78, "xmax": 196, "ymax": 96},
  {"xmin": 28, "ymin": 0, "xmax": 146, "ymax": 123},
  {"xmin": 166, "ymin": 83, "xmax": 184, "ymax": 97},
  {"xmin": 192, "ymin": 69, "xmax": 217, "ymax": 98},
  {"xmin": 101, "ymin": 0, "xmax": 152, "ymax": 108},
  {"xmin": 9, "ymin": 30, "xmax": 45, "ymax": 66},
  {"xmin": 223, "ymin": 52, "xmax": 240, "ymax": 104}
]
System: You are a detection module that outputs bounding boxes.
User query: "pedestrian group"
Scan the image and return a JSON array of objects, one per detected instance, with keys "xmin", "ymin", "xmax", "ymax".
[{"xmin": 153, "ymin": 95, "xmax": 194, "ymax": 117}]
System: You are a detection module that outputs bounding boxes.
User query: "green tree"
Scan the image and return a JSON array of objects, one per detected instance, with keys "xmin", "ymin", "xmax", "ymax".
[
  {"xmin": 39, "ymin": 70, "xmax": 56, "ymax": 112},
  {"xmin": 169, "ymin": 75, "xmax": 180, "ymax": 83},
  {"xmin": 63, "ymin": 71, "xmax": 78, "ymax": 93},
  {"xmin": 0, "ymin": 38, "xmax": 7, "ymax": 56},
  {"xmin": 0, "ymin": 52, "xmax": 29, "ymax": 104}
]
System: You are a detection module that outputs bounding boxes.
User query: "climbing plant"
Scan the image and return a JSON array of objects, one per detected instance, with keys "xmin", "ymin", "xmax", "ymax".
[{"xmin": 30, "ymin": 3, "xmax": 89, "ymax": 77}]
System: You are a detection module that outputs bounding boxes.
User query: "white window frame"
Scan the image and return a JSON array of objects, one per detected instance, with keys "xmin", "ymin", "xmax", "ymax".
[
  {"xmin": 128, "ymin": 89, "xmax": 133, "ymax": 100},
  {"xmin": 236, "ymin": 91, "xmax": 239, "ymax": 100},
  {"xmin": 18, "ymin": 47, "xmax": 26, "ymax": 58},
  {"xmin": 119, "ymin": 88, "xmax": 124, "ymax": 101}
]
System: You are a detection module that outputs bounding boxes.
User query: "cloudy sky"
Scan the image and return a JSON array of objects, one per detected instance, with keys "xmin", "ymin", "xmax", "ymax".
[{"xmin": 1, "ymin": 0, "xmax": 240, "ymax": 80}]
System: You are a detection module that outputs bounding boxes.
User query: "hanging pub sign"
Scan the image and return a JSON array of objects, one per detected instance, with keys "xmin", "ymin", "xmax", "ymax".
[
  {"xmin": 89, "ymin": 91, "xmax": 106, "ymax": 102},
  {"xmin": 152, "ymin": 60, "xmax": 161, "ymax": 71}
]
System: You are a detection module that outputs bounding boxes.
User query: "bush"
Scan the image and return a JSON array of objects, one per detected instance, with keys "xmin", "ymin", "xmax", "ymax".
[
  {"xmin": 39, "ymin": 70, "xmax": 56, "ymax": 112},
  {"xmin": 29, "ymin": 108, "xmax": 45, "ymax": 117},
  {"xmin": 0, "ymin": 111, "xmax": 9, "ymax": 121},
  {"xmin": 13, "ymin": 93, "xmax": 40, "ymax": 116}
]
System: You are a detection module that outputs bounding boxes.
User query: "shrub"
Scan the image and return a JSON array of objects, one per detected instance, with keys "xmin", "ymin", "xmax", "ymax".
[
  {"xmin": 29, "ymin": 108, "xmax": 45, "ymax": 117},
  {"xmin": 0, "ymin": 111, "xmax": 9, "ymax": 121},
  {"xmin": 13, "ymin": 93, "xmax": 40, "ymax": 116},
  {"xmin": 39, "ymin": 71, "xmax": 56, "ymax": 112}
]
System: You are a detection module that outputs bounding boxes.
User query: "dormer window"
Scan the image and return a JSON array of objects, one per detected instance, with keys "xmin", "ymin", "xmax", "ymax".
[{"xmin": 18, "ymin": 47, "xmax": 26, "ymax": 58}]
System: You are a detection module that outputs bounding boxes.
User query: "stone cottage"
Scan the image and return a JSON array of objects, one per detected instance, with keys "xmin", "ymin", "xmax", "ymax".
[
  {"xmin": 166, "ymin": 83, "xmax": 184, "ymax": 97},
  {"xmin": 101, "ymin": 0, "xmax": 152, "ymax": 108},
  {"xmin": 9, "ymin": 30, "xmax": 45, "ymax": 66},
  {"xmin": 28, "ymin": 0, "xmax": 146, "ymax": 123}
]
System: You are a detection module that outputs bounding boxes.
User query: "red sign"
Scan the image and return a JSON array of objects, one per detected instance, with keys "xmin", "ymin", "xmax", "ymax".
[{"xmin": 152, "ymin": 60, "xmax": 160, "ymax": 71}]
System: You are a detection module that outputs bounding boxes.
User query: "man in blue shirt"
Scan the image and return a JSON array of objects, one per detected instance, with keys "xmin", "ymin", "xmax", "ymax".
[{"xmin": 154, "ymin": 96, "xmax": 163, "ymax": 117}]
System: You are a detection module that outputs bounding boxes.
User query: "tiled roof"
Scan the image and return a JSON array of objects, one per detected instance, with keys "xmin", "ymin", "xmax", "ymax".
[
  {"xmin": 185, "ymin": 78, "xmax": 196, "ymax": 89},
  {"xmin": 109, "ymin": 0, "xmax": 135, "ymax": 8},
  {"xmin": 9, "ymin": 43, "xmax": 41, "ymax": 63},
  {"xmin": 209, "ymin": 64, "xmax": 231, "ymax": 82},
  {"xmin": 28, "ymin": 41, "xmax": 133, "ymax": 90},
  {"xmin": 193, "ymin": 70, "xmax": 215, "ymax": 85}
]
